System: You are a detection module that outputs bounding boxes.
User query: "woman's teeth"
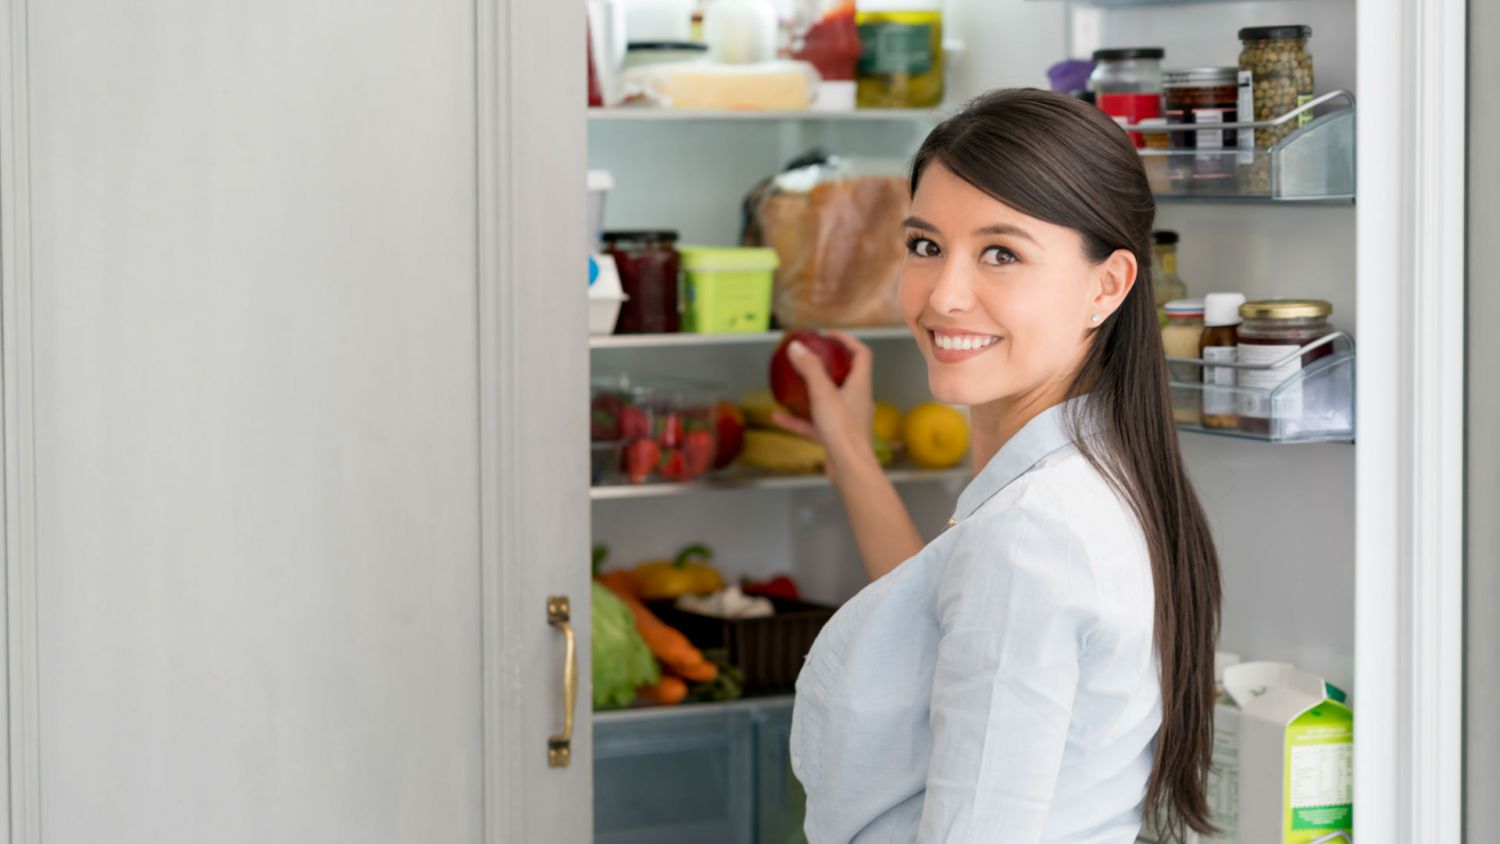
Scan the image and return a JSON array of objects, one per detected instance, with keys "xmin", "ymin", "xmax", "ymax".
[{"xmin": 932, "ymin": 333, "xmax": 999, "ymax": 351}]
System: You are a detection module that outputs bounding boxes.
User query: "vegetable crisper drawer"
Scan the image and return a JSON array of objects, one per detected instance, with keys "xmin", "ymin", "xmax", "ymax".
[{"xmin": 594, "ymin": 708, "xmax": 755, "ymax": 844}]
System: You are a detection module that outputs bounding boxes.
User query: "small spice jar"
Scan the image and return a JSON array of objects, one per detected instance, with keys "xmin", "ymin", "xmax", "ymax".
[
  {"xmin": 1236, "ymin": 299, "xmax": 1334, "ymax": 434},
  {"xmin": 1089, "ymin": 47, "xmax": 1165, "ymax": 148},
  {"xmin": 605, "ymin": 230, "xmax": 682, "ymax": 334},
  {"xmin": 1161, "ymin": 299, "xmax": 1205, "ymax": 426},
  {"xmin": 1238, "ymin": 25, "xmax": 1314, "ymax": 149},
  {"xmin": 1199, "ymin": 292, "xmax": 1247, "ymax": 430}
]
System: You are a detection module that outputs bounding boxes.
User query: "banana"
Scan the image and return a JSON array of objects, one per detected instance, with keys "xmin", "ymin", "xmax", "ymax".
[
  {"xmin": 738, "ymin": 388, "xmax": 790, "ymax": 430},
  {"xmin": 738, "ymin": 429, "xmax": 827, "ymax": 474}
]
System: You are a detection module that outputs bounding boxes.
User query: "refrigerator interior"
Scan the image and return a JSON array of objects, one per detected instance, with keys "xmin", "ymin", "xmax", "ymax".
[{"xmin": 588, "ymin": 0, "xmax": 1357, "ymax": 836}]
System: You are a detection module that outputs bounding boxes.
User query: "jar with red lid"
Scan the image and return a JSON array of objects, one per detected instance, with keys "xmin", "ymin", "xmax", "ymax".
[
  {"xmin": 605, "ymin": 230, "xmax": 681, "ymax": 334},
  {"xmin": 1089, "ymin": 47, "xmax": 1165, "ymax": 148},
  {"xmin": 1236, "ymin": 299, "xmax": 1334, "ymax": 435}
]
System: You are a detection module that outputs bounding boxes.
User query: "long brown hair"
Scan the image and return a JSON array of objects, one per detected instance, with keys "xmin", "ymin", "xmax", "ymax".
[{"xmin": 910, "ymin": 88, "xmax": 1222, "ymax": 840}]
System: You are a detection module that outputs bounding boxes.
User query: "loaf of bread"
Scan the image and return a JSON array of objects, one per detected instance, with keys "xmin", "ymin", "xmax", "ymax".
[{"xmin": 750, "ymin": 174, "xmax": 908, "ymax": 327}]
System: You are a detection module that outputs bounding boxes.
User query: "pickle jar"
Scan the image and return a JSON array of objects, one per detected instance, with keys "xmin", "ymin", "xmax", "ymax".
[{"xmin": 1238, "ymin": 25, "xmax": 1314, "ymax": 149}]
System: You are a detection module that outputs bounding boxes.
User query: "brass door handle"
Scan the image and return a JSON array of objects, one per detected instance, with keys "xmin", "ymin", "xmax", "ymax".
[{"xmin": 547, "ymin": 595, "xmax": 576, "ymax": 768}]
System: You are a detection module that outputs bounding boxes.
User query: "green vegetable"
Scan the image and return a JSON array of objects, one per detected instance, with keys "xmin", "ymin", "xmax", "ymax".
[
  {"xmin": 685, "ymin": 649, "xmax": 744, "ymax": 704},
  {"xmin": 591, "ymin": 580, "xmax": 659, "ymax": 710}
]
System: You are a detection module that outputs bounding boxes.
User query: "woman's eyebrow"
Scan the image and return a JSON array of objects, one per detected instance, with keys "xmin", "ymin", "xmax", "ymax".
[
  {"xmin": 901, "ymin": 215, "xmax": 939, "ymax": 232},
  {"xmin": 973, "ymin": 223, "xmax": 1039, "ymax": 245}
]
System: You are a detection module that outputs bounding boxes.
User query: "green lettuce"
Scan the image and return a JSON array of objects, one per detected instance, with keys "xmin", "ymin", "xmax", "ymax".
[{"xmin": 591, "ymin": 581, "xmax": 659, "ymax": 709}]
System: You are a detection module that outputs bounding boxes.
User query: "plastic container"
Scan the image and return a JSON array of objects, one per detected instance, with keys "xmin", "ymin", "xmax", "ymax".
[
  {"xmin": 1161, "ymin": 299, "xmax": 1205, "ymax": 426},
  {"xmin": 1089, "ymin": 47, "xmax": 1164, "ymax": 147},
  {"xmin": 650, "ymin": 596, "xmax": 836, "ymax": 693},
  {"xmin": 605, "ymin": 230, "xmax": 681, "ymax": 334},
  {"xmin": 587, "ymin": 170, "xmax": 615, "ymax": 253},
  {"xmin": 621, "ymin": 41, "xmax": 707, "ymax": 71},
  {"xmin": 678, "ymin": 246, "xmax": 778, "ymax": 333},
  {"xmin": 590, "ymin": 374, "xmax": 720, "ymax": 484},
  {"xmin": 588, "ymin": 253, "xmax": 628, "ymax": 336},
  {"xmin": 703, "ymin": 0, "xmax": 778, "ymax": 64},
  {"xmin": 854, "ymin": 0, "xmax": 943, "ymax": 108}
]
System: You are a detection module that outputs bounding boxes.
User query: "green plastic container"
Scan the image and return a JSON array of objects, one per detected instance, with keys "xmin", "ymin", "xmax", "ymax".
[{"xmin": 678, "ymin": 246, "xmax": 779, "ymax": 334}]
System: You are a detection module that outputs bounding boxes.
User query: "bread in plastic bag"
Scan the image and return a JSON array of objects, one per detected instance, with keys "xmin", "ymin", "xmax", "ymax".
[{"xmin": 742, "ymin": 153, "xmax": 909, "ymax": 328}]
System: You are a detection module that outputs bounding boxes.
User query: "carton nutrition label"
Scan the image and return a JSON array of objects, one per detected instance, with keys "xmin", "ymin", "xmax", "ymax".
[{"xmin": 1289, "ymin": 743, "xmax": 1354, "ymax": 829}]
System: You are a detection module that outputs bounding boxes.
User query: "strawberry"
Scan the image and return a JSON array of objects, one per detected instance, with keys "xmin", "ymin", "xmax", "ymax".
[
  {"xmin": 591, "ymin": 393, "xmax": 622, "ymax": 441},
  {"xmin": 712, "ymin": 401, "xmax": 744, "ymax": 469},
  {"xmin": 684, "ymin": 430, "xmax": 715, "ymax": 477},
  {"xmin": 622, "ymin": 439, "xmax": 660, "ymax": 484},
  {"xmin": 620, "ymin": 405, "xmax": 651, "ymax": 439},
  {"xmin": 658, "ymin": 412, "xmax": 684, "ymax": 448},
  {"xmin": 658, "ymin": 447, "xmax": 687, "ymax": 482}
]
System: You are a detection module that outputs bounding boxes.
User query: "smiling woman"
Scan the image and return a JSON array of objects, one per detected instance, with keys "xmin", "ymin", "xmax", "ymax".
[{"xmin": 778, "ymin": 88, "xmax": 1222, "ymax": 844}]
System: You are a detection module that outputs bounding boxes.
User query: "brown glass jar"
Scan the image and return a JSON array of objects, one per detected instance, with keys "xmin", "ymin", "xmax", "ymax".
[
  {"xmin": 1236, "ymin": 299, "xmax": 1334, "ymax": 435},
  {"xmin": 1165, "ymin": 67, "xmax": 1239, "ymax": 192},
  {"xmin": 605, "ymin": 230, "xmax": 681, "ymax": 334},
  {"xmin": 1199, "ymin": 292, "xmax": 1246, "ymax": 430}
]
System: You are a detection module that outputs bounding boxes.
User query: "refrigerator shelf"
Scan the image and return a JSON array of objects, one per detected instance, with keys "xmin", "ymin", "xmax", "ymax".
[
  {"xmin": 588, "ymin": 107, "xmax": 946, "ymax": 123},
  {"xmin": 1128, "ymin": 90, "xmax": 1357, "ymax": 202},
  {"xmin": 1166, "ymin": 332, "xmax": 1356, "ymax": 444},
  {"xmin": 591, "ymin": 326, "xmax": 912, "ymax": 350},
  {"xmin": 594, "ymin": 693, "xmax": 794, "ymax": 724},
  {"xmin": 591, "ymin": 464, "xmax": 970, "ymax": 500}
]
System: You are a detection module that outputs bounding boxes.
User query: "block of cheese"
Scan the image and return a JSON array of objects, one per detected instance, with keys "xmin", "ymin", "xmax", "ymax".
[{"xmin": 623, "ymin": 60, "xmax": 816, "ymax": 111}]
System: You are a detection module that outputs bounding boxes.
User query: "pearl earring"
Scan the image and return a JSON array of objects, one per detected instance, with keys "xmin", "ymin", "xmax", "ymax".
[{"xmin": 1090, "ymin": 314, "xmax": 1101, "ymax": 324}]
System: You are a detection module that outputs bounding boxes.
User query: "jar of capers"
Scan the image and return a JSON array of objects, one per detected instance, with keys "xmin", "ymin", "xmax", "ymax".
[{"xmin": 1237, "ymin": 25, "xmax": 1314, "ymax": 149}]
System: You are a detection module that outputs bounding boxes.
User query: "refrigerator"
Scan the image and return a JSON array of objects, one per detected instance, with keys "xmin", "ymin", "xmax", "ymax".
[{"xmin": 582, "ymin": 0, "xmax": 1467, "ymax": 842}]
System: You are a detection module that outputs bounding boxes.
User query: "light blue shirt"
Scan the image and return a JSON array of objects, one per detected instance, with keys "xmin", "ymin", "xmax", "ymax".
[{"xmin": 790, "ymin": 399, "xmax": 1161, "ymax": 843}]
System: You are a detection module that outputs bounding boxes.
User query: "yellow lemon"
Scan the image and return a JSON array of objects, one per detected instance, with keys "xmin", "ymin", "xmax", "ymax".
[
  {"xmin": 871, "ymin": 401, "xmax": 903, "ymax": 443},
  {"xmin": 901, "ymin": 403, "xmax": 970, "ymax": 469}
]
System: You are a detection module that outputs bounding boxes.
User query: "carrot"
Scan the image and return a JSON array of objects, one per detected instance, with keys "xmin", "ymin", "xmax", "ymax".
[
  {"xmin": 597, "ymin": 575, "xmax": 718, "ymax": 682},
  {"xmin": 596, "ymin": 570, "xmax": 639, "ymax": 599},
  {"xmin": 640, "ymin": 675, "xmax": 688, "ymax": 705}
]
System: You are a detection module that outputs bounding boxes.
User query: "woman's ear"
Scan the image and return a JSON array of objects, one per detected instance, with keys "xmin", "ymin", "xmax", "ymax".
[{"xmin": 1091, "ymin": 248, "xmax": 1137, "ymax": 324}]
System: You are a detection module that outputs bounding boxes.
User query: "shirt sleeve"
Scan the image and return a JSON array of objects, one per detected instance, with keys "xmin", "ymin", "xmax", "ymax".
[{"xmin": 918, "ymin": 488, "xmax": 1100, "ymax": 843}]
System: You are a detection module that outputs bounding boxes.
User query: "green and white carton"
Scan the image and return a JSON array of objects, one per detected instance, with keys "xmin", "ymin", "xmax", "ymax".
[{"xmin": 1220, "ymin": 661, "xmax": 1354, "ymax": 843}]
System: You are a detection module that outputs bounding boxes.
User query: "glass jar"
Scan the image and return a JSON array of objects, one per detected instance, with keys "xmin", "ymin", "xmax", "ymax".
[
  {"xmin": 1151, "ymin": 231, "xmax": 1188, "ymax": 325},
  {"xmin": 1161, "ymin": 299, "xmax": 1205, "ymax": 426},
  {"xmin": 1238, "ymin": 25, "xmax": 1314, "ymax": 149},
  {"xmin": 1236, "ymin": 299, "xmax": 1334, "ymax": 434},
  {"xmin": 604, "ymin": 230, "xmax": 681, "ymax": 334},
  {"xmin": 1164, "ymin": 67, "xmax": 1239, "ymax": 192},
  {"xmin": 1089, "ymin": 47, "xmax": 1165, "ymax": 148},
  {"xmin": 854, "ymin": 0, "xmax": 943, "ymax": 108}
]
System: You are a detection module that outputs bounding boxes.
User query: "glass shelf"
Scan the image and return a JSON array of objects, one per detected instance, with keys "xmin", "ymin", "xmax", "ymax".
[
  {"xmin": 588, "ymin": 107, "xmax": 946, "ymax": 123},
  {"xmin": 590, "ymin": 326, "xmax": 912, "ymax": 350},
  {"xmin": 1167, "ymin": 333, "xmax": 1356, "ymax": 444},
  {"xmin": 591, "ymin": 463, "xmax": 970, "ymax": 500}
]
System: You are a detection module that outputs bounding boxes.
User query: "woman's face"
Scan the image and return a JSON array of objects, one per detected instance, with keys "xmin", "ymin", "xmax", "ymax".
[{"xmin": 899, "ymin": 161, "xmax": 1133, "ymax": 409}]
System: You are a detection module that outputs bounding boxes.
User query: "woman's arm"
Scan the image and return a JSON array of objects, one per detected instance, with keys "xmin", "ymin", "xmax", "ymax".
[{"xmin": 772, "ymin": 331, "xmax": 923, "ymax": 580}]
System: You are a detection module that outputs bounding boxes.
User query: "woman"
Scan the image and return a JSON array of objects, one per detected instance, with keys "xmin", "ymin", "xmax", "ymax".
[{"xmin": 778, "ymin": 89, "xmax": 1221, "ymax": 843}]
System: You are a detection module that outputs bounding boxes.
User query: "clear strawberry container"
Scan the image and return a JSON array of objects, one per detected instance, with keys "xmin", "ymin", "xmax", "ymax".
[{"xmin": 590, "ymin": 375, "xmax": 720, "ymax": 485}]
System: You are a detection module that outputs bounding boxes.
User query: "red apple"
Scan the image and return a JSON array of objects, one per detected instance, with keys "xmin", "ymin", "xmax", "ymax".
[
  {"xmin": 769, "ymin": 329, "xmax": 853, "ymax": 420},
  {"xmin": 712, "ymin": 401, "xmax": 745, "ymax": 469}
]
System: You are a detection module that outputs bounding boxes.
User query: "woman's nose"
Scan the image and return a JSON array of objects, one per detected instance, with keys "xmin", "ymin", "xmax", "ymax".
[{"xmin": 928, "ymin": 260, "xmax": 976, "ymax": 315}]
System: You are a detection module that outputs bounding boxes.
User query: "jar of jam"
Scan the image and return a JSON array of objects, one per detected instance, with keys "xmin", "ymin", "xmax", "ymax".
[
  {"xmin": 1089, "ymin": 48, "xmax": 1164, "ymax": 148},
  {"xmin": 1236, "ymin": 299, "xmax": 1334, "ymax": 435},
  {"xmin": 1164, "ymin": 67, "xmax": 1239, "ymax": 191},
  {"xmin": 604, "ymin": 230, "xmax": 681, "ymax": 334}
]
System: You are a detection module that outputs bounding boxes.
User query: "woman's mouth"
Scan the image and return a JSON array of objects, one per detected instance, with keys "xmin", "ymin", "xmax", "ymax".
[{"xmin": 928, "ymin": 329, "xmax": 1002, "ymax": 363}]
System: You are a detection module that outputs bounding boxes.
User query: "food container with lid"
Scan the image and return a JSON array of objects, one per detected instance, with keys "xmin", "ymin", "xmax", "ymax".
[
  {"xmin": 604, "ymin": 230, "xmax": 681, "ymax": 334},
  {"xmin": 1238, "ymin": 25, "xmax": 1314, "ymax": 149},
  {"xmin": 1236, "ymin": 299, "xmax": 1335, "ymax": 435},
  {"xmin": 1088, "ymin": 47, "xmax": 1164, "ymax": 147},
  {"xmin": 1161, "ymin": 299, "xmax": 1205, "ymax": 426},
  {"xmin": 1163, "ymin": 67, "xmax": 1239, "ymax": 191},
  {"xmin": 854, "ymin": 0, "xmax": 944, "ymax": 109},
  {"xmin": 591, "ymin": 374, "xmax": 721, "ymax": 485},
  {"xmin": 678, "ymin": 245, "xmax": 779, "ymax": 334}
]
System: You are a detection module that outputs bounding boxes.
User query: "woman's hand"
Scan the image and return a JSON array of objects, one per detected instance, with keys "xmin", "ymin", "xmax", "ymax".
[{"xmin": 770, "ymin": 330, "xmax": 876, "ymax": 481}]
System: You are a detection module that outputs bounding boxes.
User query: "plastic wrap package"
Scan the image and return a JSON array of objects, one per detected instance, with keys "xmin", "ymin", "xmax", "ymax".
[{"xmin": 742, "ymin": 153, "xmax": 909, "ymax": 328}]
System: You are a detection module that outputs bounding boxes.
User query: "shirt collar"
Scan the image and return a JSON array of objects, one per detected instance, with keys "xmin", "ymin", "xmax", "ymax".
[{"xmin": 950, "ymin": 395, "xmax": 1095, "ymax": 524}]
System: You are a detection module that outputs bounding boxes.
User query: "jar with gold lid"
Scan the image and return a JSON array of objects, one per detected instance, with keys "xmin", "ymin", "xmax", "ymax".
[{"xmin": 1236, "ymin": 298, "xmax": 1334, "ymax": 434}]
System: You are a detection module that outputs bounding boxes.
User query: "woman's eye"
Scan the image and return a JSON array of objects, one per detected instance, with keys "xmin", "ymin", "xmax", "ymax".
[
  {"xmin": 907, "ymin": 237, "xmax": 940, "ymax": 258},
  {"xmin": 981, "ymin": 246, "xmax": 1019, "ymax": 266}
]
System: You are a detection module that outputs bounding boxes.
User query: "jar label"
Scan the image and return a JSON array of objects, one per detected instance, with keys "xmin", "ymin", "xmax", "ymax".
[
  {"xmin": 857, "ymin": 23, "xmax": 933, "ymax": 76},
  {"xmin": 1202, "ymin": 345, "xmax": 1237, "ymax": 416},
  {"xmin": 1236, "ymin": 70, "xmax": 1256, "ymax": 162},
  {"xmin": 1098, "ymin": 92, "xmax": 1162, "ymax": 148},
  {"xmin": 1237, "ymin": 343, "xmax": 1301, "ymax": 420}
]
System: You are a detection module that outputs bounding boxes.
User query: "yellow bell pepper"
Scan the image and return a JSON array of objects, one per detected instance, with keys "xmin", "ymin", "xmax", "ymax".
[{"xmin": 631, "ymin": 544, "xmax": 725, "ymax": 601}]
